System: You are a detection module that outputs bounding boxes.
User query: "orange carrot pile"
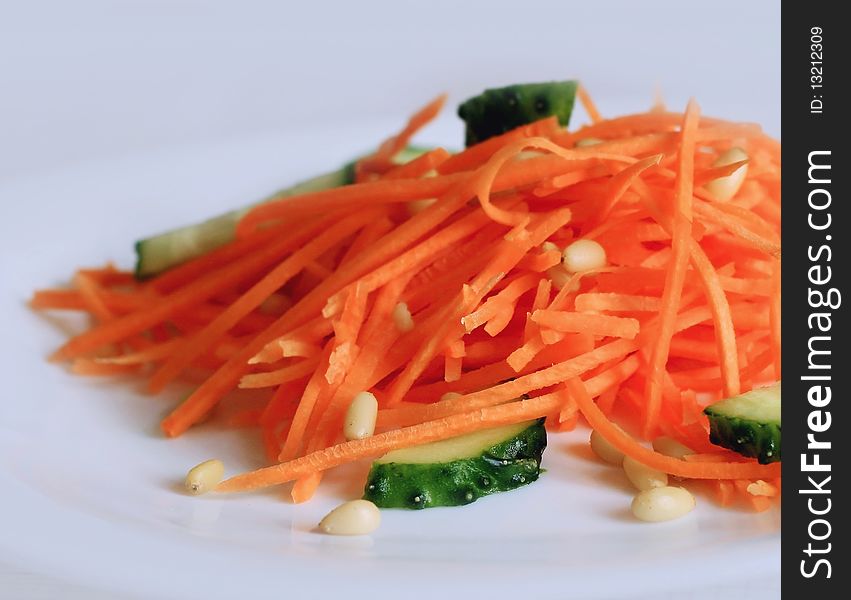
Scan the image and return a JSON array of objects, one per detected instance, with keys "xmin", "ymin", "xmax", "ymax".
[{"xmin": 32, "ymin": 87, "xmax": 781, "ymax": 511}]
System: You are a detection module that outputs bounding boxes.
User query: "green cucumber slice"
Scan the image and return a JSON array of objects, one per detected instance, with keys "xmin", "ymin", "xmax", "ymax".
[
  {"xmin": 704, "ymin": 382, "xmax": 781, "ymax": 464},
  {"xmin": 363, "ymin": 418, "xmax": 547, "ymax": 509},
  {"xmin": 457, "ymin": 81, "xmax": 578, "ymax": 146}
]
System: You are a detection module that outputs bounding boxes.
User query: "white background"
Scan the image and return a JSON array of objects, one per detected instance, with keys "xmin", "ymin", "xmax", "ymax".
[
  {"xmin": 0, "ymin": 1, "xmax": 780, "ymax": 598},
  {"xmin": 2, "ymin": 0, "xmax": 779, "ymax": 183}
]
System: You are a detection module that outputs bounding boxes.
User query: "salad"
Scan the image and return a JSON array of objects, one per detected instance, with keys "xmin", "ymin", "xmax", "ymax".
[{"xmin": 32, "ymin": 81, "xmax": 781, "ymax": 534}]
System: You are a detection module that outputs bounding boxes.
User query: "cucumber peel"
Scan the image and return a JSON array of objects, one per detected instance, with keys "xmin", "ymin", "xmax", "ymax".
[
  {"xmin": 134, "ymin": 146, "xmax": 429, "ymax": 279},
  {"xmin": 704, "ymin": 382, "xmax": 781, "ymax": 464},
  {"xmin": 363, "ymin": 419, "xmax": 547, "ymax": 509},
  {"xmin": 457, "ymin": 80, "xmax": 578, "ymax": 146}
]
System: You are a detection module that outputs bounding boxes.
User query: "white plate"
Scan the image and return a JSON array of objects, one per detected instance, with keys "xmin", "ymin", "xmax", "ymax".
[{"xmin": 0, "ymin": 120, "xmax": 779, "ymax": 600}]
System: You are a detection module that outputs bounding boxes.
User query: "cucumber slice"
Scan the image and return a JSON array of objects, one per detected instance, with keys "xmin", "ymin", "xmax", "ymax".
[
  {"xmin": 457, "ymin": 81, "xmax": 578, "ymax": 146},
  {"xmin": 704, "ymin": 382, "xmax": 781, "ymax": 464},
  {"xmin": 134, "ymin": 146, "xmax": 429, "ymax": 279},
  {"xmin": 363, "ymin": 419, "xmax": 546, "ymax": 509}
]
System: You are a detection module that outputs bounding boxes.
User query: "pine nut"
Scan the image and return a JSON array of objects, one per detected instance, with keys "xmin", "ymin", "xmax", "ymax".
[
  {"xmin": 562, "ymin": 239, "xmax": 607, "ymax": 273},
  {"xmin": 440, "ymin": 392, "xmax": 463, "ymax": 402},
  {"xmin": 392, "ymin": 302, "xmax": 415, "ymax": 333},
  {"xmin": 318, "ymin": 499, "xmax": 381, "ymax": 535},
  {"xmin": 184, "ymin": 459, "xmax": 224, "ymax": 495},
  {"xmin": 631, "ymin": 486, "xmax": 695, "ymax": 522},
  {"xmin": 589, "ymin": 429, "xmax": 625, "ymax": 465},
  {"xmin": 344, "ymin": 391, "xmax": 378, "ymax": 441},
  {"xmin": 705, "ymin": 147, "xmax": 749, "ymax": 201},
  {"xmin": 652, "ymin": 436, "xmax": 693, "ymax": 459},
  {"xmin": 541, "ymin": 241, "xmax": 562, "ymax": 253},
  {"xmin": 623, "ymin": 456, "xmax": 669, "ymax": 491}
]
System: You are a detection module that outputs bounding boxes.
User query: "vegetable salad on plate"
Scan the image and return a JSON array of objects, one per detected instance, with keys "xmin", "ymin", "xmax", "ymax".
[{"xmin": 32, "ymin": 80, "xmax": 781, "ymax": 532}]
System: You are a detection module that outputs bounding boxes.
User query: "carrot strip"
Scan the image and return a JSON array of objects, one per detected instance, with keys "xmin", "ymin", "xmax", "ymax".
[
  {"xmin": 238, "ymin": 356, "xmax": 321, "ymax": 389},
  {"xmin": 472, "ymin": 137, "xmax": 635, "ymax": 226},
  {"xmin": 52, "ymin": 219, "xmax": 329, "ymax": 362},
  {"xmin": 237, "ymin": 174, "xmax": 467, "ymax": 236},
  {"xmin": 357, "ymin": 94, "xmax": 447, "ymax": 176},
  {"xmin": 77, "ymin": 264, "xmax": 135, "ymax": 287},
  {"xmin": 278, "ymin": 344, "xmax": 335, "ymax": 460},
  {"xmin": 329, "ymin": 202, "xmax": 503, "ymax": 301},
  {"xmin": 95, "ymin": 339, "xmax": 181, "ymax": 365},
  {"xmin": 444, "ymin": 353, "xmax": 463, "ymax": 383},
  {"xmin": 577, "ymin": 85, "xmax": 603, "ymax": 124},
  {"xmin": 217, "ymin": 392, "xmax": 563, "ymax": 492},
  {"xmin": 147, "ymin": 212, "xmax": 375, "ymax": 393},
  {"xmin": 462, "ymin": 273, "xmax": 540, "ymax": 333},
  {"xmin": 290, "ymin": 472, "xmax": 323, "ymax": 504},
  {"xmin": 288, "ymin": 272, "xmax": 415, "ymax": 459},
  {"xmin": 643, "ymin": 99, "xmax": 700, "ymax": 437},
  {"xmin": 694, "ymin": 202, "xmax": 781, "ymax": 257},
  {"xmin": 73, "ymin": 273, "xmax": 116, "ymax": 322},
  {"xmin": 338, "ymin": 216, "xmax": 394, "ymax": 268},
  {"xmin": 71, "ymin": 358, "xmax": 139, "ymax": 376},
  {"xmin": 583, "ymin": 354, "xmax": 641, "ymax": 397},
  {"xmin": 530, "ymin": 310, "xmax": 640, "ymax": 339},
  {"xmin": 383, "ymin": 209, "xmax": 573, "ymax": 406},
  {"xmin": 591, "ymin": 154, "xmax": 662, "ymax": 227},
  {"xmin": 388, "ymin": 338, "xmax": 638, "ymax": 427},
  {"xmin": 250, "ymin": 317, "xmax": 334, "ymax": 365},
  {"xmin": 574, "ymin": 293, "xmax": 660, "ymax": 313},
  {"xmin": 162, "ymin": 177, "xmax": 486, "ymax": 436},
  {"xmin": 150, "ymin": 218, "xmax": 306, "ymax": 293},
  {"xmin": 711, "ymin": 480, "xmax": 736, "ymax": 507},
  {"xmin": 438, "ymin": 117, "xmax": 559, "ymax": 174},
  {"xmin": 517, "ymin": 249, "xmax": 562, "ymax": 272},
  {"xmin": 688, "ymin": 240, "xmax": 740, "ymax": 396},
  {"xmin": 561, "ymin": 378, "xmax": 590, "ymax": 423},
  {"xmin": 382, "ymin": 148, "xmax": 451, "ymax": 180},
  {"xmin": 668, "ymin": 336, "xmax": 718, "ymax": 363},
  {"xmin": 259, "ymin": 378, "xmax": 303, "ymax": 427},
  {"xmin": 572, "ymin": 377, "xmax": 780, "ymax": 479}
]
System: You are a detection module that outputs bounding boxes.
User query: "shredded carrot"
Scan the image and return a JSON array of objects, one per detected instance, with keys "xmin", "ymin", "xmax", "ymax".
[
  {"xmin": 382, "ymin": 148, "xmax": 452, "ymax": 180},
  {"xmin": 217, "ymin": 392, "xmax": 563, "ymax": 492},
  {"xmin": 95, "ymin": 339, "xmax": 181, "ymax": 365},
  {"xmin": 574, "ymin": 293, "xmax": 660, "ymax": 313},
  {"xmin": 148, "ymin": 212, "xmax": 377, "ymax": 392},
  {"xmin": 577, "ymin": 85, "xmax": 603, "ymax": 124},
  {"xmin": 591, "ymin": 154, "xmax": 662, "ymax": 227},
  {"xmin": 643, "ymin": 99, "xmax": 700, "ymax": 437},
  {"xmin": 52, "ymin": 220, "xmax": 330, "ymax": 362},
  {"xmin": 290, "ymin": 472, "xmax": 323, "ymax": 504},
  {"xmin": 71, "ymin": 358, "xmax": 140, "ymax": 376},
  {"xmin": 356, "ymin": 94, "xmax": 447, "ymax": 178},
  {"xmin": 32, "ymin": 86, "xmax": 780, "ymax": 515},
  {"xmin": 73, "ymin": 272, "xmax": 116, "ymax": 322},
  {"xmin": 530, "ymin": 310, "xmax": 639, "ymax": 339},
  {"xmin": 573, "ymin": 376, "xmax": 779, "ymax": 479},
  {"xmin": 238, "ymin": 356, "xmax": 321, "ymax": 389},
  {"xmin": 687, "ymin": 240, "xmax": 740, "ymax": 397},
  {"xmin": 462, "ymin": 273, "xmax": 540, "ymax": 333},
  {"xmin": 439, "ymin": 117, "xmax": 560, "ymax": 175},
  {"xmin": 236, "ymin": 175, "xmax": 467, "ymax": 237}
]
